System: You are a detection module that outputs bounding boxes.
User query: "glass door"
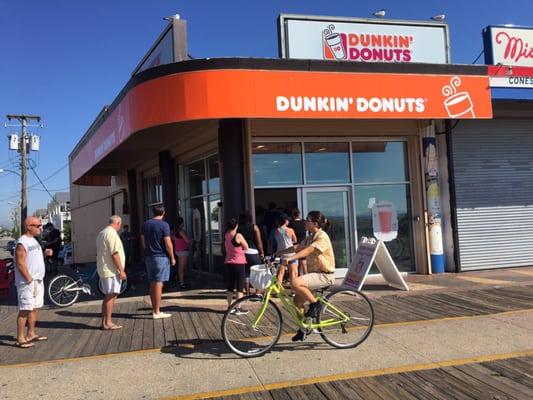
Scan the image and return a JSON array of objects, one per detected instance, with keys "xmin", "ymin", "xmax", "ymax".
[{"xmin": 302, "ymin": 188, "xmax": 351, "ymax": 277}]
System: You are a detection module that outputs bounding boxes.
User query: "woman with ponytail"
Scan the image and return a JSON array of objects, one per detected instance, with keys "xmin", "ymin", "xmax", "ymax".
[{"xmin": 281, "ymin": 211, "xmax": 335, "ymax": 341}]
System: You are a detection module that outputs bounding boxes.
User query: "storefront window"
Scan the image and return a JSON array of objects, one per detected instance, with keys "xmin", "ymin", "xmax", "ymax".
[
  {"xmin": 184, "ymin": 155, "xmax": 222, "ymax": 274},
  {"xmin": 305, "ymin": 142, "xmax": 350, "ymax": 184},
  {"xmin": 252, "ymin": 143, "xmax": 303, "ymax": 186},
  {"xmin": 143, "ymin": 175, "xmax": 163, "ymax": 219},
  {"xmin": 189, "ymin": 197, "xmax": 208, "ymax": 272},
  {"xmin": 353, "ymin": 141, "xmax": 408, "ymax": 183},
  {"xmin": 355, "ymin": 184, "xmax": 413, "ymax": 272},
  {"xmin": 187, "ymin": 160, "xmax": 206, "ymax": 196}
]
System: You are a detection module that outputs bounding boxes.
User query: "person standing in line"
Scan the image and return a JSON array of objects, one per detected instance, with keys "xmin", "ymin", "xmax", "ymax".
[
  {"xmin": 173, "ymin": 217, "xmax": 191, "ymax": 290},
  {"xmin": 288, "ymin": 208, "xmax": 307, "ymax": 275},
  {"xmin": 224, "ymin": 218, "xmax": 249, "ymax": 313},
  {"xmin": 141, "ymin": 205, "xmax": 175, "ymax": 319},
  {"xmin": 43, "ymin": 222, "xmax": 61, "ymax": 272},
  {"xmin": 13, "ymin": 217, "xmax": 52, "ymax": 348},
  {"xmin": 272, "ymin": 214, "xmax": 298, "ymax": 284},
  {"xmin": 237, "ymin": 212, "xmax": 264, "ymax": 295},
  {"xmin": 119, "ymin": 224, "xmax": 134, "ymax": 269},
  {"xmin": 96, "ymin": 215, "xmax": 127, "ymax": 330}
]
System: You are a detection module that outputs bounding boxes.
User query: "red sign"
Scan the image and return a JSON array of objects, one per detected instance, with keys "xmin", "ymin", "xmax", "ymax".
[{"xmin": 71, "ymin": 69, "xmax": 492, "ymax": 183}]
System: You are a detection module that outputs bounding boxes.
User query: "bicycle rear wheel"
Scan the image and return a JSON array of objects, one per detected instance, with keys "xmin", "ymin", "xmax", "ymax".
[
  {"xmin": 47, "ymin": 274, "xmax": 80, "ymax": 307},
  {"xmin": 221, "ymin": 295, "xmax": 282, "ymax": 358},
  {"xmin": 319, "ymin": 289, "xmax": 374, "ymax": 349}
]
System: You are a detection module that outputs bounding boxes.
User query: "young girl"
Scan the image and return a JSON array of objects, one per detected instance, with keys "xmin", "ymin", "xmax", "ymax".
[
  {"xmin": 173, "ymin": 217, "xmax": 191, "ymax": 289},
  {"xmin": 272, "ymin": 214, "xmax": 298, "ymax": 284},
  {"xmin": 224, "ymin": 218, "xmax": 249, "ymax": 313}
]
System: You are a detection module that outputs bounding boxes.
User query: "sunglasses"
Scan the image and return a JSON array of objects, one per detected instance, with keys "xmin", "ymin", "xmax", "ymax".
[{"xmin": 29, "ymin": 224, "xmax": 43, "ymax": 228}]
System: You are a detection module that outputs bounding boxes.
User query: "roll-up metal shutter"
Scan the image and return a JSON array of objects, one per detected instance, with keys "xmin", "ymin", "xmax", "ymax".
[{"xmin": 452, "ymin": 119, "xmax": 533, "ymax": 270}]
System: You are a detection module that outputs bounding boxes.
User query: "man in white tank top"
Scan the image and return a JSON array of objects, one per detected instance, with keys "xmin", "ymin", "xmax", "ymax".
[{"xmin": 13, "ymin": 217, "xmax": 53, "ymax": 348}]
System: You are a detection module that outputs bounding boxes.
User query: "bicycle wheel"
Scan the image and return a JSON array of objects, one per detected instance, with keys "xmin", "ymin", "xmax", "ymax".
[
  {"xmin": 47, "ymin": 274, "xmax": 80, "ymax": 307},
  {"xmin": 221, "ymin": 295, "xmax": 282, "ymax": 358},
  {"xmin": 319, "ymin": 289, "xmax": 374, "ymax": 349}
]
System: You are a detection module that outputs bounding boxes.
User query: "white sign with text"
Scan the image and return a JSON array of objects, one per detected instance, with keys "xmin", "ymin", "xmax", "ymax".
[
  {"xmin": 342, "ymin": 237, "xmax": 409, "ymax": 291},
  {"xmin": 484, "ymin": 26, "xmax": 533, "ymax": 67},
  {"xmin": 280, "ymin": 15, "xmax": 449, "ymax": 64}
]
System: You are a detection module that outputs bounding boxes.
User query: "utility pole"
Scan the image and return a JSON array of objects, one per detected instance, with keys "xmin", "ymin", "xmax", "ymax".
[{"xmin": 5, "ymin": 114, "xmax": 42, "ymax": 229}]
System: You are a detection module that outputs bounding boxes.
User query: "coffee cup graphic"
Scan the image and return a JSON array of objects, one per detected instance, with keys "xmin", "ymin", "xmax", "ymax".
[
  {"xmin": 325, "ymin": 33, "xmax": 346, "ymax": 60},
  {"xmin": 323, "ymin": 24, "xmax": 346, "ymax": 60},
  {"xmin": 442, "ymin": 76, "xmax": 476, "ymax": 118},
  {"xmin": 378, "ymin": 209, "xmax": 393, "ymax": 233}
]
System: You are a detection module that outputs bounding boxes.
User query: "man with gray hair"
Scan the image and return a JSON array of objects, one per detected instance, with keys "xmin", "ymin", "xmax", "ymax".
[{"xmin": 96, "ymin": 215, "xmax": 127, "ymax": 330}]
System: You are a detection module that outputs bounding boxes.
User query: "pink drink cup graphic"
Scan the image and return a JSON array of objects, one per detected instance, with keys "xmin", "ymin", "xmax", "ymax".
[
  {"xmin": 378, "ymin": 210, "xmax": 393, "ymax": 233},
  {"xmin": 325, "ymin": 33, "xmax": 346, "ymax": 60},
  {"xmin": 444, "ymin": 92, "xmax": 474, "ymax": 118}
]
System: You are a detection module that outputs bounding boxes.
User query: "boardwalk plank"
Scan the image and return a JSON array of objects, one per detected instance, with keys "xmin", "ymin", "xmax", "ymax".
[
  {"xmin": 141, "ymin": 312, "xmax": 154, "ymax": 350},
  {"xmin": 372, "ymin": 374, "xmax": 425, "ymax": 400},
  {"xmin": 482, "ymin": 359, "xmax": 533, "ymax": 390},
  {"xmin": 153, "ymin": 317, "xmax": 166, "ymax": 349},
  {"xmin": 116, "ymin": 301, "xmax": 138, "ymax": 353},
  {"xmin": 404, "ymin": 295, "xmax": 473, "ymax": 318},
  {"xmin": 162, "ymin": 310, "xmax": 176, "ymax": 346},
  {"xmin": 453, "ymin": 362, "xmax": 533, "ymax": 399},
  {"xmin": 129, "ymin": 304, "xmax": 146, "ymax": 351},
  {"xmin": 394, "ymin": 372, "xmax": 450, "ymax": 400},
  {"xmin": 420, "ymin": 366, "xmax": 513, "ymax": 400}
]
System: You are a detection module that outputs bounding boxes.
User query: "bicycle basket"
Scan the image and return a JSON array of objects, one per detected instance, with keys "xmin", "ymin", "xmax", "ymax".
[{"xmin": 249, "ymin": 264, "xmax": 272, "ymax": 290}]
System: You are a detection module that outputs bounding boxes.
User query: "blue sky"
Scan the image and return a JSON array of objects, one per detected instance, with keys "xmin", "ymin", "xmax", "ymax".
[{"xmin": 1, "ymin": 0, "xmax": 532, "ymax": 226}]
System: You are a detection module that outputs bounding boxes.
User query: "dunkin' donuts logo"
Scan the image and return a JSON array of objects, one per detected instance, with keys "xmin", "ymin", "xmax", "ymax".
[{"xmin": 323, "ymin": 24, "xmax": 414, "ymax": 62}]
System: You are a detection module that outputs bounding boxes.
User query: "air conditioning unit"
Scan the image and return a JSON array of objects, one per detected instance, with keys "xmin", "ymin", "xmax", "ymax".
[
  {"xmin": 30, "ymin": 135, "xmax": 40, "ymax": 151},
  {"xmin": 9, "ymin": 134, "xmax": 19, "ymax": 151}
]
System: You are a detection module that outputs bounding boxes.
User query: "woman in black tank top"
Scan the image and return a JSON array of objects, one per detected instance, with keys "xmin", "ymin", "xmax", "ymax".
[{"xmin": 238, "ymin": 212, "xmax": 265, "ymax": 294}]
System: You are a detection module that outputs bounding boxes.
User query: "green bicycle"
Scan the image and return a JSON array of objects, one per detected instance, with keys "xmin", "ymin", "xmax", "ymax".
[{"xmin": 221, "ymin": 258, "xmax": 375, "ymax": 357}]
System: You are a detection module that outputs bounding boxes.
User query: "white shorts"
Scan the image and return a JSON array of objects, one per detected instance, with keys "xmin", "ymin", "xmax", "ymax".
[
  {"xmin": 17, "ymin": 280, "xmax": 44, "ymax": 311},
  {"xmin": 100, "ymin": 276, "xmax": 122, "ymax": 295}
]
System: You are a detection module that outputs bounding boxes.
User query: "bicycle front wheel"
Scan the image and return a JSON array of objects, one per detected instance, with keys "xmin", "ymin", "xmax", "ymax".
[
  {"xmin": 319, "ymin": 289, "xmax": 374, "ymax": 349},
  {"xmin": 221, "ymin": 295, "xmax": 282, "ymax": 358},
  {"xmin": 47, "ymin": 274, "xmax": 80, "ymax": 307}
]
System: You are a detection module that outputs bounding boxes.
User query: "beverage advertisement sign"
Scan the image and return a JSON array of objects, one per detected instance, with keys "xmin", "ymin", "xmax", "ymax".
[
  {"xmin": 483, "ymin": 26, "xmax": 533, "ymax": 67},
  {"xmin": 279, "ymin": 14, "xmax": 449, "ymax": 64},
  {"xmin": 342, "ymin": 237, "xmax": 409, "ymax": 291},
  {"xmin": 372, "ymin": 201, "xmax": 398, "ymax": 242}
]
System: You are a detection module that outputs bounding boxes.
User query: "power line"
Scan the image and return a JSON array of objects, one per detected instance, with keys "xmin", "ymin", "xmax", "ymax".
[
  {"xmin": 471, "ymin": 49, "xmax": 484, "ymax": 64},
  {"xmin": 28, "ymin": 166, "xmax": 59, "ymax": 205},
  {"xmin": 0, "ymin": 162, "xmax": 68, "ymax": 201}
]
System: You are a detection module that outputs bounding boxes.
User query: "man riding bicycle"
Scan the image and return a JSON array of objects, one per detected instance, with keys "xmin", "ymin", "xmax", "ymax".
[{"xmin": 281, "ymin": 210, "xmax": 335, "ymax": 341}]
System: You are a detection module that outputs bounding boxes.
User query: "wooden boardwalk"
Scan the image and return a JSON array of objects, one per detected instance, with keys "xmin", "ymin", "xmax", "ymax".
[
  {"xmin": 212, "ymin": 355, "xmax": 533, "ymax": 400},
  {"xmin": 1, "ymin": 285, "xmax": 532, "ymax": 366}
]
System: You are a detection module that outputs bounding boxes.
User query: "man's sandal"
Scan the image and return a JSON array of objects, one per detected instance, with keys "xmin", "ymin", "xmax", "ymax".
[
  {"xmin": 28, "ymin": 335, "xmax": 48, "ymax": 342},
  {"xmin": 14, "ymin": 341, "xmax": 35, "ymax": 349}
]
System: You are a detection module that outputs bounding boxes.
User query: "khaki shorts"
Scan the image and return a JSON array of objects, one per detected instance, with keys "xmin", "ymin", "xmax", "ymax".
[
  {"xmin": 301, "ymin": 272, "xmax": 335, "ymax": 290},
  {"xmin": 17, "ymin": 280, "xmax": 44, "ymax": 311}
]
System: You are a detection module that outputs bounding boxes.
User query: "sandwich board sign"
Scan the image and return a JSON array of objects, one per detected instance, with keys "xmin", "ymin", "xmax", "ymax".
[{"xmin": 342, "ymin": 237, "xmax": 409, "ymax": 291}]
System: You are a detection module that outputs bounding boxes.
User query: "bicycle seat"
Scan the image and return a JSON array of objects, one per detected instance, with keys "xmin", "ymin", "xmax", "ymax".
[{"xmin": 315, "ymin": 285, "xmax": 332, "ymax": 294}]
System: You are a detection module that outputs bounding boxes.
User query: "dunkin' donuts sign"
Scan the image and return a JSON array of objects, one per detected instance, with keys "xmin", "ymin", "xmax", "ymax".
[
  {"xmin": 483, "ymin": 26, "xmax": 533, "ymax": 67},
  {"xmin": 322, "ymin": 24, "xmax": 414, "ymax": 62},
  {"xmin": 280, "ymin": 15, "xmax": 449, "ymax": 64}
]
